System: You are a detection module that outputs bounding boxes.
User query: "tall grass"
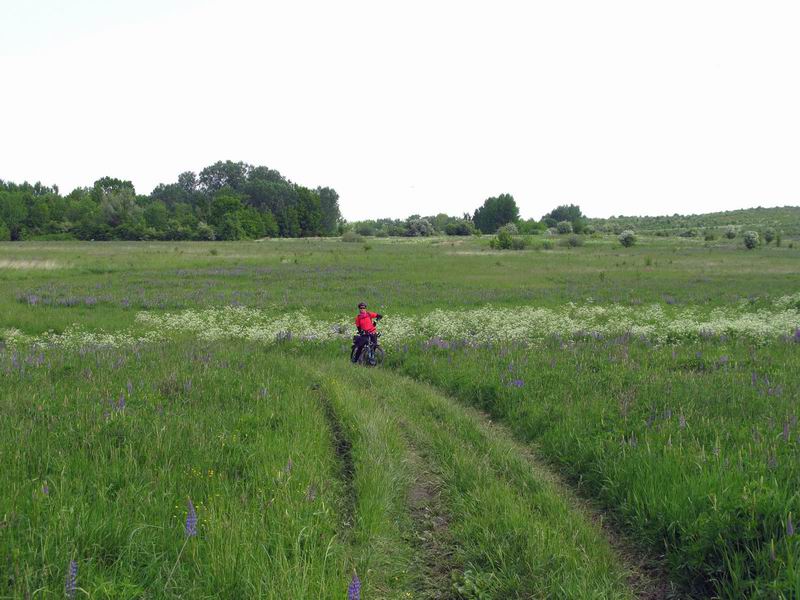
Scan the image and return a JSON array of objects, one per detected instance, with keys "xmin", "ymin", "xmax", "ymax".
[{"xmin": 388, "ymin": 336, "xmax": 800, "ymax": 597}]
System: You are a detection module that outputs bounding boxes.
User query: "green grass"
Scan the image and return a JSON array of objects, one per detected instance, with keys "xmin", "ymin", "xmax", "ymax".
[
  {"xmin": 2, "ymin": 236, "xmax": 800, "ymax": 598},
  {"xmin": 385, "ymin": 336, "xmax": 800, "ymax": 598}
]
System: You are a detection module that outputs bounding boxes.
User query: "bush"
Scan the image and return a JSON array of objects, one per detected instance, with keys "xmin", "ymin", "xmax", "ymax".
[
  {"xmin": 540, "ymin": 240, "xmax": 554, "ymax": 250},
  {"xmin": 618, "ymin": 230, "xmax": 636, "ymax": 247},
  {"xmin": 497, "ymin": 223, "xmax": 519, "ymax": 235},
  {"xmin": 341, "ymin": 230, "xmax": 364, "ymax": 243},
  {"xmin": 0, "ymin": 221, "xmax": 12, "ymax": 241},
  {"xmin": 405, "ymin": 218, "xmax": 435, "ymax": 237},
  {"xmin": 356, "ymin": 224, "xmax": 375, "ymax": 237},
  {"xmin": 444, "ymin": 220, "xmax": 476, "ymax": 236},
  {"xmin": 374, "ymin": 229, "xmax": 389, "ymax": 238},
  {"xmin": 743, "ymin": 231, "xmax": 759, "ymax": 250},
  {"xmin": 764, "ymin": 228, "xmax": 776, "ymax": 244},
  {"xmin": 489, "ymin": 230, "xmax": 513, "ymax": 250},
  {"xmin": 510, "ymin": 237, "xmax": 528, "ymax": 250},
  {"xmin": 704, "ymin": 230, "xmax": 717, "ymax": 241},
  {"xmin": 560, "ymin": 235, "xmax": 584, "ymax": 248},
  {"xmin": 679, "ymin": 228, "xmax": 697, "ymax": 238},
  {"xmin": 724, "ymin": 225, "xmax": 737, "ymax": 239},
  {"xmin": 556, "ymin": 221, "xmax": 573, "ymax": 234}
]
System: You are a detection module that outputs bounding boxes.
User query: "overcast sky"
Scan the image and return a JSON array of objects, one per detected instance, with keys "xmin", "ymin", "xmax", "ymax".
[{"xmin": 2, "ymin": 0, "xmax": 799, "ymax": 220}]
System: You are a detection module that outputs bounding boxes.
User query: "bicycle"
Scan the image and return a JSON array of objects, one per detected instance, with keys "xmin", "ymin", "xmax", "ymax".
[{"xmin": 351, "ymin": 328, "xmax": 385, "ymax": 367}]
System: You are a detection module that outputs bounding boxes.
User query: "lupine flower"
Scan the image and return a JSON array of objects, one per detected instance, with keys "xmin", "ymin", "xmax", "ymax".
[
  {"xmin": 185, "ymin": 499, "xmax": 198, "ymax": 537},
  {"xmin": 284, "ymin": 458, "xmax": 293, "ymax": 475},
  {"xmin": 65, "ymin": 560, "xmax": 78, "ymax": 600},
  {"xmin": 42, "ymin": 483, "xmax": 49, "ymax": 496},
  {"xmin": 117, "ymin": 394, "xmax": 126, "ymax": 411},
  {"xmin": 305, "ymin": 484, "xmax": 318, "ymax": 502},
  {"xmin": 126, "ymin": 380, "xmax": 133, "ymax": 395},
  {"xmin": 347, "ymin": 572, "xmax": 361, "ymax": 600},
  {"xmin": 508, "ymin": 379, "xmax": 524, "ymax": 388},
  {"xmin": 788, "ymin": 514, "xmax": 795, "ymax": 537}
]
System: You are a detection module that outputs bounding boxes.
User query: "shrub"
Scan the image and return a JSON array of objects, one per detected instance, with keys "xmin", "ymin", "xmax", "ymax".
[
  {"xmin": 405, "ymin": 218, "xmax": 435, "ymax": 237},
  {"xmin": 560, "ymin": 235, "xmax": 584, "ymax": 248},
  {"xmin": 489, "ymin": 230, "xmax": 513, "ymax": 250},
  {"xmin": 764, "ymin": 228, "xmax": 776, "ymax": 244},
  {"xmin": 497, "ymin": 223, "xmax": 519, "ymax": 235},
  {"xmin": 556, "ymin": 221, "xmax": 573, "ymax": 234},
  {"xmin": 679, "ymin": 228, "xmax": 697, "ymax": 238},
  {"xmin": 704, "ymin": 230, "xmax": 717, "ymax": 241},
  {"xmin": 618, "ymin": 230, "xmax": 636, "ymax": 247},
  {"xmin": 743, "ymin": 231, "xmax": 759, "ymax": 249},
  {"xmin": 510, "ymin": 237, "xmax": 528, "ymax": 250},
  {"xmin": 724, "ymin": 225, "xmax": 737, "ymax": 239},
  {"xmin": 341, "ymin": 230, "xmax": 364, "ymax": 243},
  {"xmin": 374, "ymin": 229, "xmax": 389, "ymax": 238},
  {"xmin": 444, "ymin": 220, "xmax": 475, "ymax": 236},
  {"xmin": 356, "ymin": 224, "xmax": 375, "ymax": 237},
  {"xmin": 540, "ymin": 240, "xmax": 554, "ymax": 250}
]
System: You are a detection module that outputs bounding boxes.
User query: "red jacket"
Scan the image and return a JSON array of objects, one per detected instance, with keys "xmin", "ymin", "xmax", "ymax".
[{"xmin": 355, "ymin": 311, "xmax": 378, "ymax": 333}]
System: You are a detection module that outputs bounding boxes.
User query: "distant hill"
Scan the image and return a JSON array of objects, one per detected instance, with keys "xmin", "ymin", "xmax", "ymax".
[{"xmin": 589, "ymin": 206, "xmax": 800, "ymax": 236}]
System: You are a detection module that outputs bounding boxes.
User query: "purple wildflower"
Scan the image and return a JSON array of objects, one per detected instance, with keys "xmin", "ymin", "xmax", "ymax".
[
  {"xmin": 65, "ymin": 560, "xmax": 78, "ymax": 600},
  {"xmin": 794, "ymin": 328, "xmax": 800, "ymax": 343},
  {"xmin": 284, "ymin": 458, "xmax": 293, "ymax": 475},
  {"xmin": 126, "ymin": 380, "xmax": 133, "ymax": 395},
  {"xmin": 42, "ymin": 482, "xmax": 49, "ymax": 496},
  {"xmin": 788, "ymin": 514, "xmax": 795, "ymax": 537},
  {"xmin": 185, "ymin": 499, "xmax": 198, "ymax": 537},
  {"xmin": 751, "ymin": 372, "xmax": 757, "ymax": 386},
  {"xmin": 116, "ymin": 394, "xmax": 126, "ymax": 411},
  {"xmin": 508, "ymin": 379, "xmax": 524, "ymax": 388},
  {"xmin": 348, "ymin": 572, "xmax": 361, "ymax": 600}
]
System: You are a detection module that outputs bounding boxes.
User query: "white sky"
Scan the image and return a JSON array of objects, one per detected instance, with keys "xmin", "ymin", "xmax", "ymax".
[{"xmin": 1, "ymin": 0, "xmax": 799, "ymax": 220}]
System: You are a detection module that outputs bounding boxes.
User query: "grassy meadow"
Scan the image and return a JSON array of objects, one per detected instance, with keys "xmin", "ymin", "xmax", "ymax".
[{"xmin": 1, "ymin": 233, "xmax": 799, "ymax": 598}]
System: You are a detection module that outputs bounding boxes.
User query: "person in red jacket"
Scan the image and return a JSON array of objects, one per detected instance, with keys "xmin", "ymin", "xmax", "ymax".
[{"xmin": 351, "ymin": 302, "xmax": 382, "ymax": 363}]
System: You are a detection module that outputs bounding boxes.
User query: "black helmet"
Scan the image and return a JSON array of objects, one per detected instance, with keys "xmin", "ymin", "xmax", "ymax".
[{"xmin": 358, "ymin": 302, "xmax": 367, "ymax": 309}]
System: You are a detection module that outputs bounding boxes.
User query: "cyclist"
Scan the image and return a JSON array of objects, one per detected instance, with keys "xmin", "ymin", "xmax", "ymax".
[{"xmin": 351, "ymin": 302, "xmax": 382, "ymax": 364}]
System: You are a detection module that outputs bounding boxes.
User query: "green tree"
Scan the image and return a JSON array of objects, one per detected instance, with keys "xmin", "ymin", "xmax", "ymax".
[
  {"xmin": 0, "ymin": 219, "xmax": 10, "ymax": 241},
  {"xmin": 199, "ymin": 161, "xmax": 251, "ymax": 193},
  {"xmin": 0, "ymin": 192, "xmax": 28, "ymax": 240},
  {"xmin": 295, "ymin": 186, "xmax": 322, "ymax": 236},
  {"xmin": 543, "ymin": 205, "xmax": 586, "ymax": 233},
  {"xmin": 473, "ymin": 194, "xmax": 519, "ymax": 233},
  {"xmin": 316, "ymin": 187, "xmax": 341, "ymax": 236},
  {"xmin": 144, "ymin": 201, "xmax": 169, "ymax": 230}
]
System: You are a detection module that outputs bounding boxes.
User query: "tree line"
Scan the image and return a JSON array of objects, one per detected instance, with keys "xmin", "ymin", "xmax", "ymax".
[
  {"xmin": 349, "ymin": 195, "xmax": 587, "ymax": 237},
  {"xmin": 0, "ymin": 161, "xmax": 342, "ymax": 241},
  {"xmin": 1, "ymin": 163, "xmax": 592, "ymax": 241}
]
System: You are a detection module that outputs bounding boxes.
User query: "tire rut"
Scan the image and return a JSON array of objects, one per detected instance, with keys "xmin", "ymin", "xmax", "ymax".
[
  {"xmin": 397, "ymin": 421, "xmax": 460, "ymax": 600},
  {"xmin": 425, "ymin": 384, "xmax": 679, "ymax": 600},
  {"xmin": 311, "ymin": 382, "xmax": 357, "ymax": 533}
]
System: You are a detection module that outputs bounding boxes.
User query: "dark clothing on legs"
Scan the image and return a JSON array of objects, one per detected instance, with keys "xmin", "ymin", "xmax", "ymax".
[{"xmin": 351, "ymin": 332, "xmax": 376, "ymax": 363}]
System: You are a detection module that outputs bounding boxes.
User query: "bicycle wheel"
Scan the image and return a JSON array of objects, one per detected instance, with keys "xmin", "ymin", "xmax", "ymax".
[{"xmin": 373, "ymin": 346, "xmax": 385, "ymax": 365}]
